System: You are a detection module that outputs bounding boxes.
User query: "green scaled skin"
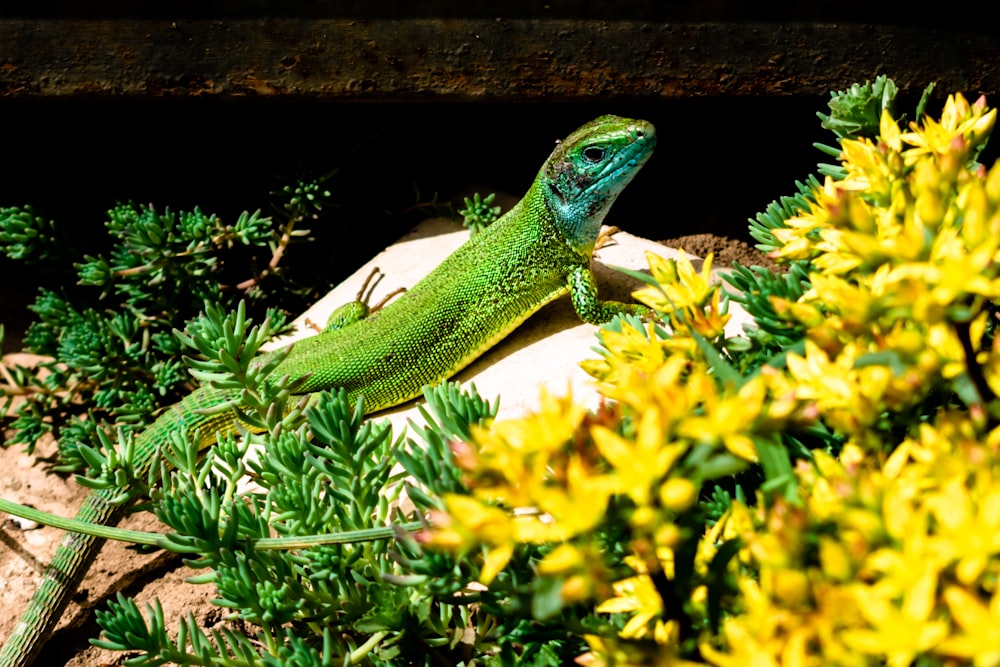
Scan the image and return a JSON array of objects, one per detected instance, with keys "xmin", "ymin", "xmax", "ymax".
[
  {"xmin": 0, "ymin": 114, "xmax": 656, "ymax": 667},
  {"xmin": 282, "ymin": 115, "xmax": 656, "ymax": 407}
]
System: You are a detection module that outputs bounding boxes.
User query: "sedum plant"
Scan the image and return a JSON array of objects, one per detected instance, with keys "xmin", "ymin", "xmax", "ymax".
[
  {"xmin": 84, "ymin": 303, "xmax": 500, "ymax": 665},
  {"xmin": 0, "ymin": 173, "xmax": 332, "ymax": 464},
  {"xmin": 457, "ymin": 192, "xmax": 502, "ymax": 235}
]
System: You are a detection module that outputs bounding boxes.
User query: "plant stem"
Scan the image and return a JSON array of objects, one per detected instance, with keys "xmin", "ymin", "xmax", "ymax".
[
  {"xmin": 0, "ymin": 497, "xmax": 159, "ymax": 545},
  {"xmin": 348, "ymin": 631, "xmax": 388, "ymax": 664},
  {"xmin": 0, "ymin": 496, "xmax": 422, "ymax": 550},
  {"xmin": 955, "ymin": 319, "xmax": 996, "ymax": 407},
  {"xmin": 234, "ymin": 215, "xmax": 298, "ymax": 291}
]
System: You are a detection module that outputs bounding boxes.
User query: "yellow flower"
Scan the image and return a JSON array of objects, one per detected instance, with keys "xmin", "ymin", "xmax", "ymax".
[
  {"xmin": 801, "ymin": 271, "xmax": 882, "ymax": 335},
  {"xmin": 634, "ymin": 250, "xmax": 716, "ymax": 314},
  {"xmin": 485, "ymin": 388, "xmax": 586, "ymax": 459},
  {"xmin": 596, "ymin": 570, "xmax": 664, "ymax": 640},
  {"xmin": 923, "ymin": 473, "xmax": 1000, "ymax": 586},
  {"xmin": 675, "ymin": 374, "xmax": 766, "ymax": 462},
  {"xmin": 901, "ymin": 92, "xmax": 997, "ymax": 161},
  {"xmin": 429, "ymin": 89, "xmax": 1000, "ymax": 667},
  {"xmin": 590, "ymin": 352, "xmax": 695, "ymax": 431},
  {"xmin": 879, "ymin": 251, "xmax": 1000, "ymax": 324},
  {"xmin": 596, "ymin": 555, "xmax": 682, "ymax": 646},
  {"xmin": 468, "ymin": 387, "xmax": 587, "ymax": 509},
  {"xmin": 684, "ymin": 287, "xmax": 731, "ymax": 340},
  {"xmin": 880, "ymin": 107, "xmax": 903, "ymax": 152},
  {"xmin": 580, "ymin": 633, "xmax": 703, "ymax": 667},
  {"xmin": 422, "ymin": 493, "xmax": 517, "ymax": 584},
  {"xmin": 839, "ymin": 118, "xmax": 900, "ymax": 206},
  {"xmin": 591, "ymin": 408, "xmax": 688, "ymax": 508},
  {"xmin": 528, "ymin": 454, "xmax": 620, "ymax": 539},
  {"xmin": 537, "ymin": 542, "xmax": 584, "ymax": 575},
  {"xmin": 697, "ymin": 501, "xmax": 757, "ymax": 572},
  {"xmin": 985, "ymin": 335, "xmax": 1000, "ymax": 398},
  {"xmin": 842, "ymin": 565, "xmax": 949, "ymax": 666},
  {"xmin": 625, "ymin": 250, "xmax": 732, "ymax": 342},
  {"xmin": 536, "ymin": 543, "xmax": 611, "ymax": 604},
  {"xmin": 699, "ymin": 578, "xmax": 802, "ymax": 667},
  {"xmin": 937, "ymin": 586, "xmax": 1000, "ymax": 663},
  {"xmin": 584, "ymin": 318, "xmax": 674, "ymax": 384},
  {"xmin": 659, "ymin": 478, "xmax": 698, "ymax": 513},
  {"xmin": 480, "ymin": 542, "xmax": 515, "ymax": 585},
  {"xmin": 773, "ymin": 177, "xmax": 846, "ymax": 261},
  {"xmin": 784, "ymin": 340, "xmax": 888, "ymax": 438}
]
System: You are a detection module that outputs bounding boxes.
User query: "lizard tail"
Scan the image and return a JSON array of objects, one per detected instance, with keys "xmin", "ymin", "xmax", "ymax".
[{"xmin": 0, "ymin": 491, "xmax": 126, "ymax": 667}]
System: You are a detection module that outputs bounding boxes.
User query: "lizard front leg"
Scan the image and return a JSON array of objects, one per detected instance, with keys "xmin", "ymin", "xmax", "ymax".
[{"xmin": 567, "ymin": 265, "xmax": 651, "ymax": 325}]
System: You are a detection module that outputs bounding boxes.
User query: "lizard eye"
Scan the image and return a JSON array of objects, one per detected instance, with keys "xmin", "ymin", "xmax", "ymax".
[{"xmin": 582, "ymin": 146, "xmax": 606, "ymax": 163}]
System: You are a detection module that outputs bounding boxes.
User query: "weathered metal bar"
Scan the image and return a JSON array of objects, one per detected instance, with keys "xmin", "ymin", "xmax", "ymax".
[{"xmin": 1, "ymin": 19, "xmax": 997, "ymax": 99}]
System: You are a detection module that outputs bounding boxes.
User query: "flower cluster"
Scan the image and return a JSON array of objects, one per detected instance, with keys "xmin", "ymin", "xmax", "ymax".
[
  {"xmin": 705, "ymin": 416, "xmax": 1000, "ymax": 666},
  {"xmin": 423, "ymin": 88, "xmax": 1000, "ymax": 666},
  {"xmin": 425, "ymin": 252, "xmax": 753, "ymax": 596},
  {"xmin": 423, "ymin": 250, "xmax": 809, "ymax": 662},
  {"xmin": 426, "ymin": 350, "xmax": 761, "ymax": 582},
  {"xmin": 699, "ymin": 92, "xmax": 1000, "ymax": 666},
  {"xmin": 774, "ymin": 94, "xmax": 999, "ymax": 442}
]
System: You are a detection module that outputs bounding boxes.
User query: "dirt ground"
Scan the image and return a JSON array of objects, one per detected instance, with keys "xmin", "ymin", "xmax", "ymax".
[
  {"xmin": 0, "ymin": 423, "xmax": 221, "ymax": 666},
  {"xmin": 0, "ymin": 233, "xmax": 768, "ymax": 666}
]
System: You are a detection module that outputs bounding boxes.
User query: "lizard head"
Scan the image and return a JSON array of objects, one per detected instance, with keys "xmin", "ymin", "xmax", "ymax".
[{"xmin": 540, "ymin": 115, "xmax": 656, "ymax": 254}]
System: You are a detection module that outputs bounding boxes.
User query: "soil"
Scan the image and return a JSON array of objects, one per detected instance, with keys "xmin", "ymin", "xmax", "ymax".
[
  {"xmin": 659, "ymin": 233, "xmax": 779, "ymax": 272},
  {"xmin": 0, "ymin": 232, "xmax": 768, "ymax": 666},
  {"xmin": 0, "ymin": 378, "xmax": 223, "ymax": 667}
]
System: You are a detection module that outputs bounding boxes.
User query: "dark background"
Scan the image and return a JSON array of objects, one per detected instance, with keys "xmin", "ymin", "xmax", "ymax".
[{"xmin": 2, "ymin": 2, "xmax": 997, "ymax": 350}]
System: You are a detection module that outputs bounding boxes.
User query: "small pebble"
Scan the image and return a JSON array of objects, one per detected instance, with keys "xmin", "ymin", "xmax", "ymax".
[{"xmin": 5, "ymin": 513, "xmax": 41, "ymax": 531}]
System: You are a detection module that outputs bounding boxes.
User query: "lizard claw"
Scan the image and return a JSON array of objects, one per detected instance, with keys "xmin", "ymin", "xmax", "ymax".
[{"xmin": 595, "ymin": 225, "xmax": 621, "ymax": 252}]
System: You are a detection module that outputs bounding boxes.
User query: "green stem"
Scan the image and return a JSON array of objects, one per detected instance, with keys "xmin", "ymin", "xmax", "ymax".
[
  {"xmin": 0, "ymin": 497, "xmax": 422, "ymax": 550},
  {"xmin": 256, "ymin": 524, "xmax": 422, "ymax": 550},
  {"xmin": 349, "ymin": 631, "xmax": 389, "ymax": 664},
  {"xmin": 0, "ymin": 497, "xmax": 159, "ymax": 545}
]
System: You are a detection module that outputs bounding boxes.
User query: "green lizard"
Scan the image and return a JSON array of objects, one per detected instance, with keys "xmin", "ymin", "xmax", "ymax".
[{"xmin": 0, "ymin": 114, "xmax": 656, "ymax": 667}]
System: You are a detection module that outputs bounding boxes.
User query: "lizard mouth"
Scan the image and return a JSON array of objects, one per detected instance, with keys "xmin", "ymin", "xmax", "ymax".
[{"xmin": 585, "ymin": 122, "xmax": 657, "ymax": 194}]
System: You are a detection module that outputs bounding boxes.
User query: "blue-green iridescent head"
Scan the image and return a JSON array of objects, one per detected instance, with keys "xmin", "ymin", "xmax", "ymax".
[{"xmin": 540, "ymin": 115, "xmax": 656, "ymax": 253}]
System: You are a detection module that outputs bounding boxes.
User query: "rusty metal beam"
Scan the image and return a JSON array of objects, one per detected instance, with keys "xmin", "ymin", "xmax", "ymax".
[{"xmin": 1, "ymin": 19, "xmax": 997, "ymax": 100}]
